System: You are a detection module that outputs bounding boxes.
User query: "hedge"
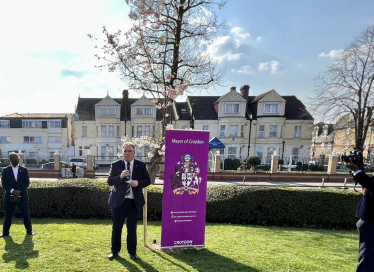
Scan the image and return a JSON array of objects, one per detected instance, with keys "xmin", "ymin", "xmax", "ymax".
[{"xmin": 0, "ymin": 179, "xmax": 362, "ymax": 230}]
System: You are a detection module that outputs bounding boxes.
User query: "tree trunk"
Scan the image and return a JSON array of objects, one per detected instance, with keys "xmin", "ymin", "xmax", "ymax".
[{"xmin": 147, "ymin": 153, "xmax": 163, "ymax": 184}]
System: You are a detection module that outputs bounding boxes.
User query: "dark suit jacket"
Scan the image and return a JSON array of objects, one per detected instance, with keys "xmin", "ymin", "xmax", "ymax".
[
  {"xmin": 107, "ymin": 159, "xmax": 151, "ymax": 211},
  {"xmin": 353, "ymin": 172, "xmax": 374, "ymax": 221},
  {"xmin": 1, "ymin": 165, "xmax": 30, "ymax": 201}
]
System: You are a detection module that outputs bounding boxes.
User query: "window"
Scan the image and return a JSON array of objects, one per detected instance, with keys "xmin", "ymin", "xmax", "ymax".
[
  {"xmin": 144, "ymin": 125, "xmax": 150, "ymax": 136},
  {"xmin": 0, "ymin": 136, "xmax": 10, "ymax": 143},
  {"xmin": 269, "ymin": 125, "xmax": 277, "ymax": 137},
  {"xmin": 328, "ymin": 143, "xmax": 332, "ymax": 149},
  {"xmin": 101, "ymin": 126, "xmax": 106, "ymax": 137},
  {"xmin": 82, "ymin": 126, "xmax": 87, "ymax": 137},
  {"xmin": 182, "ymin": 125, "xmax": 188, "ymax": 129},
  {"xmin": 100, "ymin": 108, "xmax": 116, "ymax": 115},
  {"xmin": 22, "ymin": 121, "xmax": 42, "ymax": 128},
  {"xmin": 241, "ymin": 125, "xmax": 244, "ymax": 137},
  {"xmin": 203, "ymin": 125, "xmax": 209, "ymax": 131},
  {"xmin": 294, "ymin": 126, "xmax": 301, "ymax": 138},
  {"xmin": 49, "ymin": 151, "xmax": 55, "ymax": 159},
  {"xmin": 109, "ymin": 146, "xmax": 114, "ymax": 157},
  {"xmin": 136, "ymin": 108, "xmax": 152, "ymax": 115},
  {"xmin": 292, "ymin": 148, "xmax": 299, "ymax": 162},
  {"xmin": 259, "ymin": 125, "xmax": 265, "ymax": 138},
  {"xmin": 264, "ymin": 104, "xmax": 279, "ymax": 113},
  {"xmin": 229, "ymin": 125, "xmax": 238, "ymax": 137},
  {"xmin": 48, "ymin": 136, "xmax": 61, "ymax": 143},
  {"xmin": 29, "ymin": 152, "xmax": 38, "ymax": 159},
  {"xmin": 257, "ymin": 147, "xmax": 263, "ymax": 163},
  {"xmin": 228, "ymin": 147, "xmax": 237, "ymax": 159},
  {"xmin": 109, "ymin": 125, "xmax": 114, "ymax": 138},
  {"xmin": 0, "ymin": 120, "xmax": 10, "ymax": 128},
  {"xmin": 101, "ymin": 146, "xmax": 106, "ymax": 156},
  {"xmin": 79, "ymin": 146, "xmax": 83, "ymax": 156},
  {"xmin": 345, "ymin": 142, "xmax": 349, "ymax": 149},
  {"xmin": 225, "ymin": 103, "xmax": 240, "ymax": 113},
  {"xmin": 220, "ymin": 125, "xmax": 226, "ymax": 137},
  {"xmin": 321, "ymin": 143, "xmax": 325, "ymax": 149},
  {"xmin": 49, "ymin": 121, "xmax": 61, "ymax": 128},
  {"xmin": 137, "ymin": 126, "xmax": 142, "ymax": 137},
  {"xmin": 346, "ymin": 127, "xmax": 351, "ymax": 135},
  {"xmin": 24, "ymin": 136, "xmax": 42, "ymax": 143}
]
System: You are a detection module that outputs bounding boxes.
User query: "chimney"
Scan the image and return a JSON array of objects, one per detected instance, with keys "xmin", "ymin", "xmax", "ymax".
[
  {"xmin": 230, "ymin": 86, "xmax": 236, "ymax": 92},
  {"xmin": 122, "ymin": 90, "xmax": 129, "ymax": 121},
  {"xmin": 240, "ymin": 85, "xmax": 250, "ymax": 100}
]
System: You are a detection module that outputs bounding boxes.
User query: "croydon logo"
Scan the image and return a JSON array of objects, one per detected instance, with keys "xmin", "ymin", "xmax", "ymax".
[{"xmin": 174, "ymin": 240, "xmax": 193, "ymax": 245}]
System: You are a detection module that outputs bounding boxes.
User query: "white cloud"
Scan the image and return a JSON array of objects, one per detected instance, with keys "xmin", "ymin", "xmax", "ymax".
[
  {"xmin": 318, "ymin": 49, "xmax": 344, "ymax": 59},
  {"xmin": 257, "ymin": 36, "xmax": 262, "ymax": 41},
  {"xmin": 230, "ymin": 27, "xmax": 250, "ymax": 40},
  {"xmin": 258, "ymin": 61, "xmax": 280, "ymax": 74},
  {"xmin": 206, "ymin": 36, "xmax": 242, "ymax": 63},
  {"xmin": 233, "ymin": 65, "xmax": 254, "ymax": 74}
]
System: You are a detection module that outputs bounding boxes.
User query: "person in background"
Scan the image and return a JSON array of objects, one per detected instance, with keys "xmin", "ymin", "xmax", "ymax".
[
  {"xmin": 1, "ymin": 152, "xmax": 34, "ymax": 237},
  {"xmin": 72, "ymin": 163, "xmax": 77, "ymax": 178}
]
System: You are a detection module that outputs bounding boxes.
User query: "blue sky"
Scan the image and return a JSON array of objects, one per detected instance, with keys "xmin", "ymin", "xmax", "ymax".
[{"xmin": 0, "ymin": 0, "xmax": 373, "ymax": 117}]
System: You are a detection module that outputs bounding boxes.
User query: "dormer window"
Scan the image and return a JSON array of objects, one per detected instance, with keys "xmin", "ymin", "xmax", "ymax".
[
  {"xmin": 136, "ymin": 108, "xmax": 152, "ymax": 115},
  {"xmin": 225, "ymin": 103, "xmax": 239, "ymax": 113},
  {"xmin": 100, "ymin": 108, "xmax": 116, "ymax": 115},
  {"xmin": 264, "ymin": 104, "xmax": 278, "ymax": 114},
  {"xmin": 0, "ymin": 120, "xmax": 10, "ymax": 128}
]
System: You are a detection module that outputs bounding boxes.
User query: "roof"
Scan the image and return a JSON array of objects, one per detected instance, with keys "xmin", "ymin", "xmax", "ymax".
[{"xmin": 1, "ymin": 113, "xmax": 72, "ymax": 118}]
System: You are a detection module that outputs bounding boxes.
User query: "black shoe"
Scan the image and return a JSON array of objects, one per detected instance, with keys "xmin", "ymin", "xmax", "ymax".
[
  {"xmin": 26, "ymin": 231, "xmax": 35, "ymax": 235},
  {"xmin": 108, "ymin": 252, "xmax": 118, "ymax": 261},
  {"xmin": 129, "ymin": 253, "xmax": 139, "ymax": 260},
  {"xmin": 0, "ymin": 233, "xmax": 9, "ymax": 238}
]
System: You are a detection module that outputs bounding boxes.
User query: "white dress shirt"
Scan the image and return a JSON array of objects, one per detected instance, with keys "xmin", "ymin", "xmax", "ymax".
[{"xmin": 10, "ymin": 164, "xmax": 19, "ymax": 194}]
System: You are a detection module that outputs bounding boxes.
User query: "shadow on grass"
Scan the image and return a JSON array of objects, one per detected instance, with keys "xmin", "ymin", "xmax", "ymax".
[
  {"xmin": 149, "ymin": 247, "xmax": 260, "ymax": 272},
  {"xmin": 113, "ymin": 254, "xmax": 156, "ymax": 271},
  {"xmin": 2, "ymin": 235, "xmax": 39, "ymax": 269}
]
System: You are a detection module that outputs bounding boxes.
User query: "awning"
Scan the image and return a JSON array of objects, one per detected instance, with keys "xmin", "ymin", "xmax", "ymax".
[{"xmin": 209, "ymin": 137, "xmax": 225, "ymax": 149}]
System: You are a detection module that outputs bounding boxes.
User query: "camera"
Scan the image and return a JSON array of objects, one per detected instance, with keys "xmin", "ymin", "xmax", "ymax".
[{"xmin": 341, "ymin": 148, "xmax": 364, "ymax": 170}]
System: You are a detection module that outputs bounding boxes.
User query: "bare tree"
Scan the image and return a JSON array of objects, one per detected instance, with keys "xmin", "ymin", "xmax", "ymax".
[
  {"xmin": 89, "ymin": 0, "xmax": 227, "ymax": 182},
  {"xmin": 309, "ymin": 25, "xmax": 374, "ymax": 149}
]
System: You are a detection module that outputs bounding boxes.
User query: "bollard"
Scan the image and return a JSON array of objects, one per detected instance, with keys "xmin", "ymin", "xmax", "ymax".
[
  {"xmin": 343, "ymin": 177, "xmax": 348, "ymax": 189},
  {"xmin": 321, "ymin": 177, "xmax": 325, "ymax": 188}
]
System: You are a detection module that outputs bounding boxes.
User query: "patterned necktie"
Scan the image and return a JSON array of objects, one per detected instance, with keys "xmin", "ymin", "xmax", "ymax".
[{"xmin": 125, "ymin": 162, "xmax": 131, "ymax": 197}]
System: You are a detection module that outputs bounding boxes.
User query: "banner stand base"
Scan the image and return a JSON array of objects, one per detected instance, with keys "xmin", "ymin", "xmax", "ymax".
[{"xmin": 160, "ymin": 245, "xmax": 205, "ymax": 251}]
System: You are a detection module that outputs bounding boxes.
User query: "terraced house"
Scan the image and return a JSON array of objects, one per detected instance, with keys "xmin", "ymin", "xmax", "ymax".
[
  {"xmin": 73, "ymin": 86, "xmax": 314, "ymax": 165},
  {"xmin": 0, "ymin": 113, "xmax": 73, "ymax": 164}
]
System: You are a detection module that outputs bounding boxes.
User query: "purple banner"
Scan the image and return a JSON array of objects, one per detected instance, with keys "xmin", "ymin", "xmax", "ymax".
[{"xmin": 161, "ymin": 130, "xmax": 209, "ymax": 248}]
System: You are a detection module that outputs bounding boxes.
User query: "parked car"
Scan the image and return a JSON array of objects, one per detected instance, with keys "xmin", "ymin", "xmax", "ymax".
[
  {"xmin": 68, "ymin": 157, "xmax": 98, "ymax": 169},
  {"xmin": 0, "ymin": 158, "xmax": 10, "ymax": 167},
  {"xmin": 41, "ymin": 161, "xmax": 71, "ymax": 170}
]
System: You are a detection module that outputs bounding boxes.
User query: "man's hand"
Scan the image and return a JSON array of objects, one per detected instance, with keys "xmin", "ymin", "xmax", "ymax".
[
  {"xmin": 344, "ymin": 158, "xmax": 360, "ymax": 172},
  {"xmin": 130, "ymin": 180, "xmax": 138, "ymax": 187},
  {"xmin": 120, "ymin": 170, "xmax": 130, "ymax": 179},
  {"xmin": 12, "ymin": 190, "xmax": 21, "ymax": 199}
]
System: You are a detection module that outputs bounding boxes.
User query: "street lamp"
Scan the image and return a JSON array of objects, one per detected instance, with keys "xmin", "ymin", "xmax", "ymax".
[{"xmin": 247, "ymin": 113, "xmax": 253, "ymax": 158}]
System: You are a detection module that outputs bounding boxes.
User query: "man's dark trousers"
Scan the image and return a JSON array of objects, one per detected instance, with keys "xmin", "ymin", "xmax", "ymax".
[
  {"xmin": 3, "ymin": 195, "xmax": 32, "ymax": 235},
  {"xmin": 111, "ymin": 199, "xmax": 138, "ymax": 255},
  {"xmin": 357, "ymin": 220, "xmax": 374, "ymax": 271}
]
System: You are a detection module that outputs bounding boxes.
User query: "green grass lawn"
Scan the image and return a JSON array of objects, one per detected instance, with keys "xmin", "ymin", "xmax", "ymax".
[{"xmin": 0, "ymin": 219, "xmax": 358, "ymax": 271}]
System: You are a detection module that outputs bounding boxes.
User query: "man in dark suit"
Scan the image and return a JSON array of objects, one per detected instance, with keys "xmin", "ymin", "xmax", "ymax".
[
  {"xmin": 1, "ymin": 153, "xmax": 34, "ymax": 237},
  {"xmin": 107, "ymin": 142, "xmax": 151, "ymax": 260},
  {"xmin": 345, "ymin": 158, "xmax": 374, "ymax": 271}
]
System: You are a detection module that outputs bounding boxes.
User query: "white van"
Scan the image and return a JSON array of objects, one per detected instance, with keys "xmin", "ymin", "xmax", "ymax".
[{"xmin": 68, "ymin": 158, "xmax": 87, "ymax": 169}]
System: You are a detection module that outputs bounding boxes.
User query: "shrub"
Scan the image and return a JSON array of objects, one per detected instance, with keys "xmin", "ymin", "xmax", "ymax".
[
  {"xmin": 296, "ymin": 162, "xmax": 303, "ymax": 170},
  {"xmin": 0, "ymin": 180, "xmax": 362, "ymax": 230},
  {"xmin": 233, "ymin": 159, "xmax": 241, "ymax": 170},
  {"xmin": 246, "ymin": 156, "xmax": 261, "ymax": 170},
  {"xmin": 224, "ymin": 158, "xmax": 234, "ymax": 170},
  {"xmin": 278, "ymin": 159, "xmax": 284, "ymax": 166}
]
